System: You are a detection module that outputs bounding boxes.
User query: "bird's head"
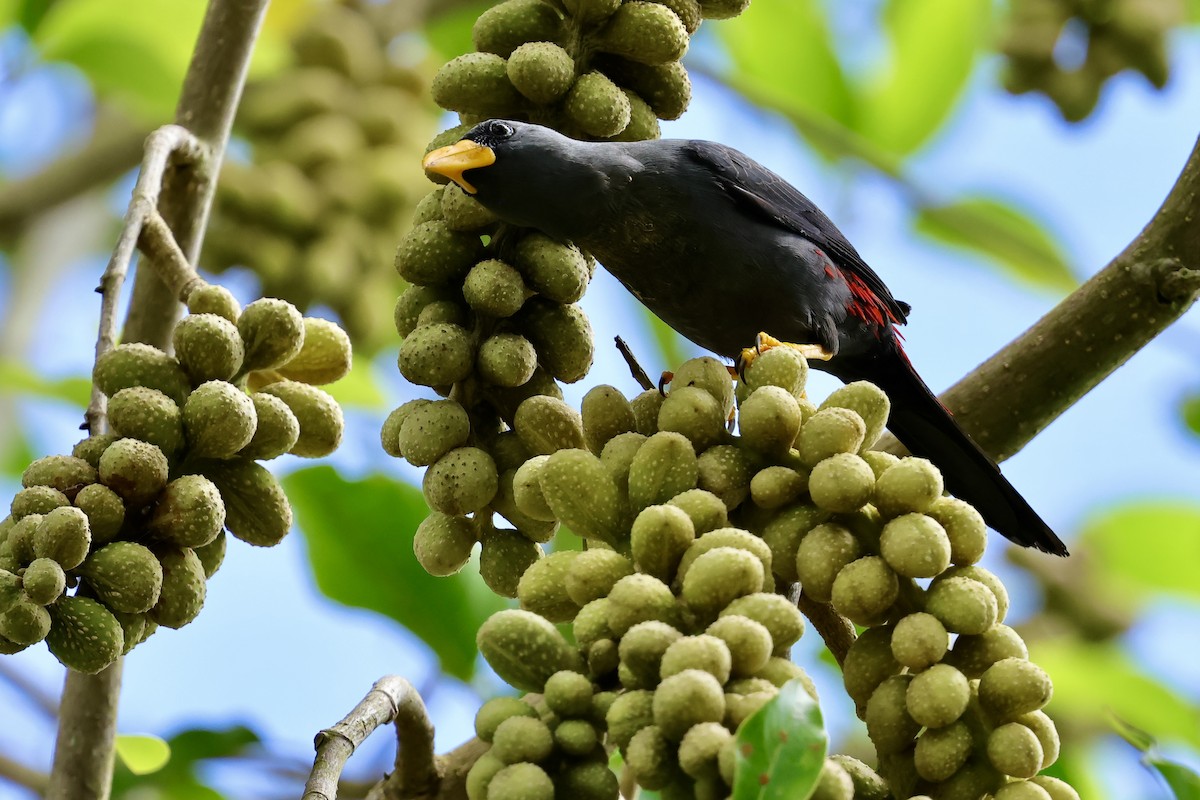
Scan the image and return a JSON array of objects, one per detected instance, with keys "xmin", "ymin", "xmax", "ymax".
[{"xmin": 421, "ymin": 120, "xmax": 619, "ymax": 240}]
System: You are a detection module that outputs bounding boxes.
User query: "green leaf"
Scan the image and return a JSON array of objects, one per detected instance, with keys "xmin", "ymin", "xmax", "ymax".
[
  {"xmin": 0, "ymin": 359, "xmax": 90, "ymax": 406},
  {"xmin": 1031, "ymin": 641, "xmax": 1200, "ymax": 751},
  {"xmin": 1081, "ymin": 502, "xmax": 1200, "ymax": 601},
  {"xmin": 35, "ymin": 0, "xmax": 208, "ymax": 121},
  {"xmin": 718, "ymin": 0, "xmax": 854, "ymax": 128},
  {"xmin": 732, "ymin": 679, "xmax": 827, "ymax": 800},
  {"xmin": 424, "ymin": 0, "xmax": 491, "ymax": 60},
  {"xmin": 284, "ymin": 466, "xmax": 506, "ymax": 681},
  {"xmin": 1180, "ymin": 393, "xmax": 1200, "ymax": 440},
  {"xmin": 861, "ymin": 0, "xmax": 991, "ymax": 154},
  {"xmin": 321, "ymin": 358, "xmax": 386, "ymax": 410},
  {"xmin": 115, "ymin": 734, "xmax": 171, "ymax": 776},
  {"xmin": 1112, "ymin": 715, "xmax": 1200, "ymax": 800},
  {"xmin": 642, "ymin": 307, "xmax": 688, "ymax": 376},
  {"xmin": 164, "ymin": 725, "xmax": 260, "ymax": 766},
  {"xmin": 914, "ymin": 196, "xmax": 1077, "ymax": 291}
]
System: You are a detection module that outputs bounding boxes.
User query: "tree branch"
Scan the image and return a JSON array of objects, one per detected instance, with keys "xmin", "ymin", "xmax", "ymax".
[
  {"xmin": 45, "ymin": 659, "xmax": 123, "ymax": 800},
  {"xmin": 303, "ymin": 677, "xmax": 438, "ymax": 800},
  {"xmin": 0, "ymin": 751, "xmax": 49, "ymax": 794}
]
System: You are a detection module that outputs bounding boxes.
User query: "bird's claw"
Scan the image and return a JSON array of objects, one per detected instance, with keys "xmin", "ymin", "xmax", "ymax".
[
  {"xmin": 657, "ymin": 370, "xmax": 674, "ymax": 396},
  {"xmin": 737, "ymin": 331, "xmax": 834, "ymax": 380}
]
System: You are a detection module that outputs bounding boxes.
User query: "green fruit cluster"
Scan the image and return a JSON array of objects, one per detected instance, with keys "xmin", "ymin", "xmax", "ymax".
[
  {"xmin": 1000, "ymin": 0, "xmax": 1180, "ymax": 121},
  {"xmin": 0, "ymin": 288, "xmax": 350, "ymax": 673},
  {"xmin": 203, "ymin": 3, "xmax": 437, "ymax": 349}
]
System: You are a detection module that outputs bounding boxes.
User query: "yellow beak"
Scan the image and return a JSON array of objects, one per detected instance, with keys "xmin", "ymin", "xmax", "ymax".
[{"xmin": 422, "ymin": 139, "xmax": 496, "ymax": 194}]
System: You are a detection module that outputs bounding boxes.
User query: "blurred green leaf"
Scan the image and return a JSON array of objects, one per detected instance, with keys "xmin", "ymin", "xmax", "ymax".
[
  {"xmin": 424, "ymin": 0, "xmax": 490, "ymax": 60},
  {"xmin": 285, "ymin": 466, "xmax": 505, "ymax": 681},
  {"xmin": 718, "ymin": 0, "xmax": 854, "ymax": 128},
  {"xmin": 35, "ymin": 0, "xmax": 207, "ymax": 120},
  {"xmin": 1112, "ymin": 716, "xmax": 1200, "ymax": 800},
  {"xmin": 861, "ymin": 0, "xmax": 990, "ymax": 154},
  {"xmin": 732, "ymin": 680, "xmax": 827, "ymax": 799},
  {"xmin": 111, "ymin": 725, "xmax": 255, "ymax": 799},
  {"xmin": 642, "ymin": 308, "xmax": 689, "ymax": 376},
  {"xmin": 1032, "ymin": 641, "xmax": 1200, "ymax": 750},
  {"xmin": 15, "ymin": 0, "xmax": 53, "ymax": 32},
  {"xmin": 164, "ymin": 725, "xmax": 260, "ymax": 766},
  {"xmin": 1180, "ymin": 393, "xmax": 1200, "ymax": 440},
  {"xmin": 914, "ymin": 196, "xmax": 1076, "ymax": 291},
  {"xmin": 322, "ymin": 358, "xmax": 387, "ymax": 409},
  {"xmin": 115, "ymin": 734, "xmax": 170, "ymax": 776},
  {"xmin": 0, "ymin": 359, "xmax": 90, "ymax": 406},
  {"xmin": 1082, "ymin": 502, "xmax": 1200, "ymax": 601}
]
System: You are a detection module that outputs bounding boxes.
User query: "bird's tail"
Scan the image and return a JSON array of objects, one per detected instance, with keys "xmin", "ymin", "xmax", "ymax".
[{"xmin": 842, "ymin": 339, "xmax": 1069, "ymax": 556}]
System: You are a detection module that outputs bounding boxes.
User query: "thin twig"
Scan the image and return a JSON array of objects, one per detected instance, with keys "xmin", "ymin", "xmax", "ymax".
[
  {"xmin": 0, "ymin": 660, "xmax": 59, "ymax": 719},
  {"xmin": 614, "ymin": 336, "xmax": 654, "ymax": 391},
  {"xmin": 303, "ymin": 677, "xmax": 438, "ymax": 800},
  {"xmin": 796, "ymin": 592, "xmax": 856, "ymax": 668},
  {"xmin": 0, "ymin": 752, "xmax": 49, "ymax": 793},
  {"xmin": 85, "ymin": 125, "xmax": 208, "ymax": 436}
]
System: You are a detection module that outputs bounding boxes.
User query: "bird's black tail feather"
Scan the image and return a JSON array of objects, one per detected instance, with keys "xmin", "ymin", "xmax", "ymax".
[{"xmin": 840, "ymin": 340, "xmax": 1069, "ymax": 556}]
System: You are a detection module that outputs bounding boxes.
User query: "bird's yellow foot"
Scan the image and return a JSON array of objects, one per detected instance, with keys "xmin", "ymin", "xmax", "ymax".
[{"xmin": 736, "ymin": 332, "xmax": 834, "ymax": 377}]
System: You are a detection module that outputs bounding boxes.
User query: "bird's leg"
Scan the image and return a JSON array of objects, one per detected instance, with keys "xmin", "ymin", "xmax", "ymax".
[
  {"xmin": 657, "ymin": 371, "xmax": 673, "ymax": 395},
  {"xmin": 737, "ymin": 331, "xmax": 834, "ymax": 376}
]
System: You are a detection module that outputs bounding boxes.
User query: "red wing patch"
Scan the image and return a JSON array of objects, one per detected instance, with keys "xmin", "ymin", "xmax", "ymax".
[{"xmin": 842, "ymin": 268, "xmax": 904, "ymax": 334}]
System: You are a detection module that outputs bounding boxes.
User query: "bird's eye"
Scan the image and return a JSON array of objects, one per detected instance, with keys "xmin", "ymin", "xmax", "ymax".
[{"xmin": 492, "ymin": 122, "xmax": 515, "ymax": 139}]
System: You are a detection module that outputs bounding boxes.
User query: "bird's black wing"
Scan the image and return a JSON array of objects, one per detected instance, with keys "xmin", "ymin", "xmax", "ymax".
[{"xmin": 682, "ymin": 140, "xmax": 910, "ymax": 323}]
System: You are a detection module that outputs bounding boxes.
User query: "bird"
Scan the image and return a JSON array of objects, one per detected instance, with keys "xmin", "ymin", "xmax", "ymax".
[{"xmin": 422, "ymin": 119, "xmax": 1069, "ymax": 556}]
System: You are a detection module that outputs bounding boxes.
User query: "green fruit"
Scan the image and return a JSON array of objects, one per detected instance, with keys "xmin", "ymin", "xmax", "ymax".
[
  {"xmin": 394, "ymin": 285, "xmax": 454, "ymax": 337},
  {"xmin": 842, "ymin": 626, "xmax": 900, "ymax": 709},
  {"xmin": 978, "ymin": 657, "xmax": 1052, "ymax": 721},
  {"xmin": 186, "ymin": 283, "xmax": 240, "ymax": 322},
  {"xmin": 630, "ymin": 504, "xmax": 695, "ymax": 583},
  {"xmin": 738, "ymin": 386, "xmax": 802, "ymax": 456},
  {"xmin": 601, "ymin": 57, "xmax": 691, "ymax": 121},
  {"xmin": 607, "ymin": 574, "xmax": 678, "ymax": 636},
  {"xmin": 544, "ymin": 669, "xmax": 594, "ymax": 717},
  {"xmin": 880, "ymin": 513, "xmax": 951, "ymax": 578},
  {"xmin": 492, "ymin": 715, "xmax": 554, "ymax": 763},
  {"xmin": 1030, "ymin": 776, "xmax": 1081, "ymax": 800},
  {"xmin": 653, "ymin": 669, "xmax": 725, "ymax": 740},
  {"xmin": 565, "ymin": 70, "xmax": 631, "ymax": 138},
  {"xmin": 945, "ymin": 624, "xmax": 1029, "ymax": 679},
  {"xmin": 413, "ymin": 513, "xmax": 476, "ymax": 576},
  {"xmin": 795, "ymin": 522, "xmax": 861, "ymax": 603},
  {"xmin": 22, "ymin": 455, "xmax": 97, "ymax": 497},
  {"xmin": 925, "ymin": 575, "xmax": 997, "ymax": 635},
  {"xmin": 147, "ymin": 475, "xmax": 225, "ymax": 548},
  {"xmin": 628, "ymin": 432, "xmax": 698, "ymax": 512},
  {"xmin": 259, "ymin": 380, "xmax": 343, "ymax": 458},
  {"xmin": 399, "ymin": 322, "xmax": 475, "ymax": 388},
  {"xmin": 554, "ymin": 718, "xmax": 599, "ymax": 756},
  {"xmin": 552, "ymin": 761, "xmax": 619, "ymax": 800},
  {"xmin": 73, "ymin": 484, "xmax": 125, "ymax": 545},
  {"xmin": 678, "ymin": 721, "xmax": 730, "ymax": 781},
  {"xmin": 573, "ymin": 598, "xmax": 613, "ymax": 647},
  {"xmin": 514, "ymin": 395, "xmax": 588, "ymax": 454},
  {"xmin": 749, "ymin": 465, "xmax": 807, "ymax": 510},
  {"xmin": 518, "ymin": 298, "xmax": 594, "ymax": 383},
  {"xmin": 2, "ymin": 515, "xmax": 38, "ymax": 565},
  {"xmin": 80, "ymin": 542, "xmax": 164, "ymax": 614},
  {"xmin": 994, "ymin": 781, "xmax": 1053, "ymax": 800},
  {"xmin": 487, "ymin": 762, "xmax": 554, "ymax": 800},
  {"xmin": 201, "ymin": 458, "xmax": 292, "ymax": 546},
  {"xmin": 477, "ymin": 334, "xmax": 537, "ymax": 388},
  {"xmin": 914, "ymin": 720, "xmax": 972, "ymax": 782},
  {"xmin": 150, "ymin": 547, "xmax": 206, "ymax": 629},
  {"xmin": 758, "ymin": 502, "xmax": 823, "ymax": 583},
  {"xmin": 183, "ymin": 381, "xmax": 257, "ymax": 459},
  {"xmin": 46, "ymin": 596, "xmax": 123, "ymax": 673},
  {"xmin": 465, "ymin": 753, "xmax": 505, "ymax": 800},
  {"xmin": 11, "ymin": 486, "xmax": 69, "ymax": 519},
  {"xmin": 810, "ymin": 759, "xmax": 854, "ymax": 800},
  {"xmin": 22, "ymin": 558, "xmax": 65, "ymax": 605},
  {"xmin": 538, "ymin": 449, "xmax": 628, "ymax": 545},
  {"xmin": 820, "ymin": 381, "xmax": 889, "ymax": 450},
  {"xmin": 275, "ymin": 317, "xmax": 351, "ymax": 385},
  {"xmin": 630, "ymin": 388, "xmax": 664, "ymax": 435},
  {"xmin": 0, "ymin": 595, "xmax": 51, "ymax": 643},
  {"xmin": 485, "ymin": 366, "xmax": 565, "ymax": 421},
  {"xmin": 515, "ymin": 231, "xmax": 589, "ymax": 304},
  {"xmin": 675, "ymin": 527, "xmax": 772, "ymax": 589},
  {"xmin": 606, "ymin": 686, "xmax": 655, "ymax": 748},
  {"xmin": 396, "ymin": 400, "xmax": 470, "ymax": 467},
  {"xmin": 944, "ymin": 564, "xmax": 1010, "ymax": 622},
  {"xmin": 473, "ymin": 0, "xmax": 565, "ymax": 56},
  {"xmin": 671, "ymin": 357, "xmax": 734, "ymax": 416},
  {"xmin": 33, "ymin": 507, "xmax": 91, "ymax": 570},
  {"xmin": 720, "ymin": 593, "xmax": 805, "ymax": 655},
  {"xmin": 741, "ymin": 345, "xmax": 808, "ymax": 397},
  {"xmin": 477, "ymin": 608, "xmax": 584, "ymax": 692},
  {"xmin": 797, "ymin": 408, "xmax": 866, "ymax": 468},
  {"xmin": 423, "ymin": 447, "xmax": 498, "ymax": 516},
  {"xmin": 475, "ymin": 696, "xmax": 537, "ymax": 742},
  {"xmin": 194, "ymin": 532, "xmax": 225, "ymax": 578},
  {"xmin": 381, "ymin": 401, "xmax": 428, "ymax": 461},
  {"xmin": 71, "ymin": 434, "xmax": 119, "ymax": 469},
  {"xmin": 463, "ymin": 259, "xmax": 526, "ymax": 318},
  {"xmin": 518, "ymin": 550, "xmax": 581, "ymax": 622},
  {"xmin": 660, "ymin": 634, "xmax": 731, "ymax": 683},
  {"xmin": 240, "ymin": 393, "xmax": 300, "ymax": 460},
  {"xmin": 808, "ymin": 452, "xmax": 875, "ymax": 513},
  {"xmin": 431, "ymin": 52, "xmax": 523, "ymax": 115},
  {"xmin": 987, "ymin": 722, "xmax": 1044, "ymax": 778},
  {"xmin": 506, "ymin": 41, "xmax": 575, "ymax": 103},
  {"xmin": 706, "ymin": 614, "xmax": 772, "ymax": 677},
  {"xmin": 237, "ymin": 298, "xmax": 305, "ymax": 372},
  {"xmin": 582, "ymin": 385, "xmax": 637, "ymax": 454},
  {"xmin": 667, "ymin": 489, "xmax": 728, "ymax": 535},
  {"xmin": 681, "ymin": 547, "xmax": 763, "ymax": 620},
  {"xmin": 906, "ymin": 663, "xmax": 970, "ymax": 728},
  {"xmin": 695, "ymin": 444, "xmax": 753, "ymax": 509},
  {"xmin": 831, "ymin": 555, "xmax": 899, "ymax": 626},
  {"xmin": 618, "ymin": 620, "xmax": 681, "ymax": 689},
  {"xmin": 564, "ymin": 548, "xmax": 634, "ymax": 606},
  {"xmin": 658, "ymin": 386, "xmax": 726, "ymax": 452},
  {"xmin": 479, "ymin": 527, "xmax": 542, "ymax": 597},
  {"xmin": 594, "ymin": 2, "xmax": 689, "ymax": 64},
  {"xmin": 927, "ymin": 497, "xmax": 988, "ymax": 566},
  {"xmin": 440, "ymin": 183, "xmax": 498, "ymax": 231},
  {"xmin": 724, "ymin": 683, "xmax": 778, "ymax": 730},
  {"xmin": 891, "ymin": 612, "xmax": 949, "ymax": 671},
  {"xmin": 1019, "ymin": 710, "xmax": 1060, "ymax": 769},
  {"xmin": 395, "ymin": 220, "xmax": 482, "ymax": 286},
  {"xmin": 173, "ymin": 313, "xmax": 245, "ymax": 383},
  {"xmin": 865, "ymin": 675, "xmax": 919, "ymax": 755},
  {"xmin": 875, "ymin": 457, "xmax": 945, "ymax": 518},
  {"xmin": 511, "ymin": 455, "xmax": 556, "ymax": 521},
  {"xmin": 93, "ymin": 343, "xmax": 190, "ymax": 406}
]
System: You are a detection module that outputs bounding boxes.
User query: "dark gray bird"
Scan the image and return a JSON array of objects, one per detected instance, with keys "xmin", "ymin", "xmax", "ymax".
[{"xmin": 423, "ymin": 119, "xmax": 1068, "ymax": 556}]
